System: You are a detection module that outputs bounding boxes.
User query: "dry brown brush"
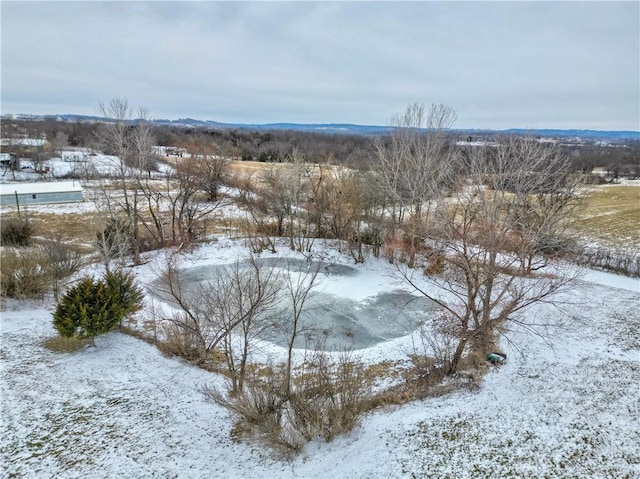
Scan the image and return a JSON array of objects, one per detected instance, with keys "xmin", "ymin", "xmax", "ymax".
[
  {"xmin": 202, "ymin": 349, "xmax": 373, "ymax": 453},
  {"xmin": 1, "ymin": 248, "xmax": 51, "ymax": 299}
]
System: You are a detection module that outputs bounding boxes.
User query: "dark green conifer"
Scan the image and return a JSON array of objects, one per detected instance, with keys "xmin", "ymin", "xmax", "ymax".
[{"xmin": 53, "ymin": 271, "xmax": 143, "ymax": 345}]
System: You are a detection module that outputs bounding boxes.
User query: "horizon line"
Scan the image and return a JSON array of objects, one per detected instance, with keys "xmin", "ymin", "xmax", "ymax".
[{"xmin": 1, "ymin": 112, "xmax": 639, "ymax": 134}]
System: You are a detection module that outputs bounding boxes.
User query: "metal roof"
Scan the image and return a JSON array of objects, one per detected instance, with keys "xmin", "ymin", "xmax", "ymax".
[{"xmin": 0, "ymin": 181, "xmax": 83, "ymax": 196}]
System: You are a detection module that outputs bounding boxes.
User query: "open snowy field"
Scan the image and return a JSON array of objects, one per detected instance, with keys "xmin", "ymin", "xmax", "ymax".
[{"xmin": 1, "ymin": 239, "xmax": 639, "ymax": 478}]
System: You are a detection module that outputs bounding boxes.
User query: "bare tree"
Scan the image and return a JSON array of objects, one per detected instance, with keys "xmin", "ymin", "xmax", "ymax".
[
  {"xmin": 95, "ymin": 102, "xmax": 227, "ymax": 253},
  {"xmin": 187, "ymin": 142, "xmax": 228, "ymax": 202},
  {"xmin": 325, "ymin": 168, "xmax": 385, "ymax": 263},
  {"xmin": 488, "ymin": 137, "xmax": 582, "ymax": 271},
  {"xmin": 305, "ymin": 158, "xmax": 333, "ymax": 238},
  {"xmin": 280, "ymin": 259, "xmax": 322, "ymax": 397},
  {"xmin": 216, "ymin": 257, "xmax": 282, "ymax": 392},
  {"xmin": 170, "ymin": 157, "xmax": 222, "ymax": 244},
  {"xmin": 95, "ymin": 215, "xmax": 133, "ymax": 272},
  {"xmin": 260, "ymin": 150, "xmax": 313, "ymax": 251},
  {"xmin": 136, "ymin": 173, "xmax": 167, "ymax": 248},
  {"xmin": 398, "ymin": 137, "xmax": 580, "ymax": 374},
  {"xmin": 374, "ymin": 103, "xmax": 459, "ymax": 265},
  {"xmin": 244, "ymin": 208, "xmax": 279, "ymax": 254},
  {"xmin": 260, "ymin": 163, "xmax": 297, "ymax": 241},
  {"xmin": 41, "ymin": 236, "xmax": 84, "ymax": 301},
  {"xmin": 154, "ymin": 259, "xmax": 230, "ymax": 363},
  {"xmin": 94, "ymin": 99, "xmax": 146, "ymax": 264},
  {"xmin": 231, "ymin": 170, "xmax": 280, "ymax": 253},
  {"xmin": 130, "ymin": 108, "xmax": 158, "ymax": 175},
  {"xmin": 138, "ymin": 155, "xmax": 227, "ymax": 248},
  {"xmin": 155, "ymin": 255, "xmax": 281, "ymax": 387}
]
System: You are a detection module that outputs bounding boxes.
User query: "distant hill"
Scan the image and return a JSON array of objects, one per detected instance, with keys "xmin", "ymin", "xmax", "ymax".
[
  {"xmin": 493, "ymin": 128, "xmax": 639, "ymax": 141},
  {"xmin": 4, "ymin": 113, "xmax": 639, "ymax": 140},
  {"xmin": 138, "ymin": 118, "xmax": 394, "ymax": 135}
]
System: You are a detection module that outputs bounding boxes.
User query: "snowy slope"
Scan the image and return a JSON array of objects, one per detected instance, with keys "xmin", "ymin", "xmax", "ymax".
[{"xmin": 1, "ymin": 244, "xmax": 639, "ymax": 478}]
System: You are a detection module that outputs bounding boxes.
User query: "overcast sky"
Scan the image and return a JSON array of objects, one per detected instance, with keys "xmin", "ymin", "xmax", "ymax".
[{"xmin": 1, "ymin": 1, "xmax": 638, "ymax": 130}]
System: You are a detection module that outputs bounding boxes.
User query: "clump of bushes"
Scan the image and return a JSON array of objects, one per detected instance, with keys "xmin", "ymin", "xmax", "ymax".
[
  {"xmin": 1, "ymin": 240, "xmax": 85, "ymax": 300},
  {"xmin": 0, "ymin": 248, "xmax": 50, "ymax": 299},
  {"xmin": 203, "ymin": 350, "xmax": 373, "ymax": 453},
  {"xmin": 53, "ymin": 270, "xmax": 143, "ymax": 345},
  {"xmin": 576, "ymin": 246, "xmax": 640, "ymax": 277},
  {"xmin": 41, "ymin": 238, "xmax": 86, "ymax": 300},
  {"xmin": 95, "ymin": 217, "xmax": 134, "ymax": 267},
  {"xmin": 1, "ymin": 217, "xmax": 34, "ymax": 247},
  {"xmin": 157, "ymin": 321, "xmax": 208, "ymax": 363},
  {"xmin": 284, "ymin": 352, "xmax": 372, "ymax": 446}
]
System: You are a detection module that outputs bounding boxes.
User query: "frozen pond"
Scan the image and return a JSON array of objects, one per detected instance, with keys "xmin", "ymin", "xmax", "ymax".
[
  {"xmin": 263, "ymin": 289, "xmax": 435, "ymax": 350},
  {"xmin": 154, "ymin": 258, "xmax": 436, "ymax": 350}
]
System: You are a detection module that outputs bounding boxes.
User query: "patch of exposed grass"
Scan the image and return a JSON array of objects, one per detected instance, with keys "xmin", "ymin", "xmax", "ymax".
[
  {"xmin": 227, "ymin": 159, "xmax": 278, "ymax": 175},
  {"xmin": 365, "ymin": 359, "xmax": 406, "ymax": 382},
  {"xmin": 5, "ymin": 211, "xmax": 104, "ymax": 246},
  {"xmin": 42, "ymin": 335, "xmax": 91, "ymax": 353},
  {"xmin": 571, "ymin": 184, "xmax": 640, "ymax": 248}
]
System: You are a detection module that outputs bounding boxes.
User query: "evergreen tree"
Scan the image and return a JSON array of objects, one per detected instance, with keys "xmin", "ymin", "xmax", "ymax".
[{"xmin": 53, "ymin": 270, "xmax": 143, "ymax": 345}]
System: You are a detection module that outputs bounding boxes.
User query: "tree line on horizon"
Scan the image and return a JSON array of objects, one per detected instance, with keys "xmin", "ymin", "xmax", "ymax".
[{"xmin": 1, "ymin": 113, "xmax": 639, "ymax": 177}]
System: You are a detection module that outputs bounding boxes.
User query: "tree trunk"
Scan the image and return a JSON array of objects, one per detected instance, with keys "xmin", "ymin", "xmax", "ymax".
[
  {"xmin": 448, "ymin": 336, "xmax": 467, "ymax": 375},
  {"xmin": 285, "ymin": 337, "xmax": 295, "ymax": 398}
]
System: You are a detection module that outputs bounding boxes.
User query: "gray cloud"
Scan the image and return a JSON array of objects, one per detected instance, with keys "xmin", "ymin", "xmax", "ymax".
[{"xmin": 2, "ymin": 1, "xmax": 638, "ymax": 130}]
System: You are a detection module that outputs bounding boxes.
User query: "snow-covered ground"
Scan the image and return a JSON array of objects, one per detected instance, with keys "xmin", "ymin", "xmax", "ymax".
[
  {"xmin": 0, "ymin": 149, "xmax": 174, "ymax": 183},
  {"xmin": 1, "ymin": 239, "xmax": 639, "ymax": 478}
]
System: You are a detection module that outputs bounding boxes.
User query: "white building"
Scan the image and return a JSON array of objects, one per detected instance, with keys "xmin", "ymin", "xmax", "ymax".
[{"xmin": 0, "ymin": 181, "xmax": 83, "ymax": 206}]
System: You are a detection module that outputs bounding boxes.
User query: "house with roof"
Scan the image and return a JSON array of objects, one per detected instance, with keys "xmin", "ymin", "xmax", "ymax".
[{"xmin": 0, "ymin": 181, "xmax": 83, "ymax": 206}]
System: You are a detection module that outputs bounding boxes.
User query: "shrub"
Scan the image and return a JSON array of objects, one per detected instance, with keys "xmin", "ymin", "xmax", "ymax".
[
  {"xmin": 204, "ymin": 378, "xmax": 284, "ymax": 428},
  {"xmin": 0, "ymin": 248, "xmax": 51, "ymax": 299},
  {"xmin": 204, "ymin": 350, "xmax": 373, "ymax": 452},
  {"xmin": 1, "ymin": 217, "xmax": 34, "ymax": 247},
  {"xmin": 157, "ymin": 321, "xmax": 205, "ymax": 362},
  {"xmin": 575, "ymin": 246, "xmax": 640, "ymax": 277},
  {"xmin": 283, "ymin": 351, "xmax": 372, "ymax": 448},
  {"xmin": 52, "ymin": 270, "xmax": 143, "ymax": 344},
  {"xmin": 95, "ymin": 217, "xmax": 133, "ymax": 267},
  {"xmin": 41, "ymin": 238, "xmax": 85, "ymax": 300},
  {"xmin": 41, "ymin": 238, "xmax": 84, "ymax": 278}
]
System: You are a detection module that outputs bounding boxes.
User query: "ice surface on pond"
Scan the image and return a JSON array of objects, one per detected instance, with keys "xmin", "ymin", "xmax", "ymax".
[
  {"xmin": 264, "ymin": 289, "xmax": 434, "ymax": 350},
  {"xmin": 155, "ymin": 258, "xmax": 435, "ymax": 350},
  {"xmin": 177, "ymin": 257, "xmax": 360, "ymax": 281}
]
